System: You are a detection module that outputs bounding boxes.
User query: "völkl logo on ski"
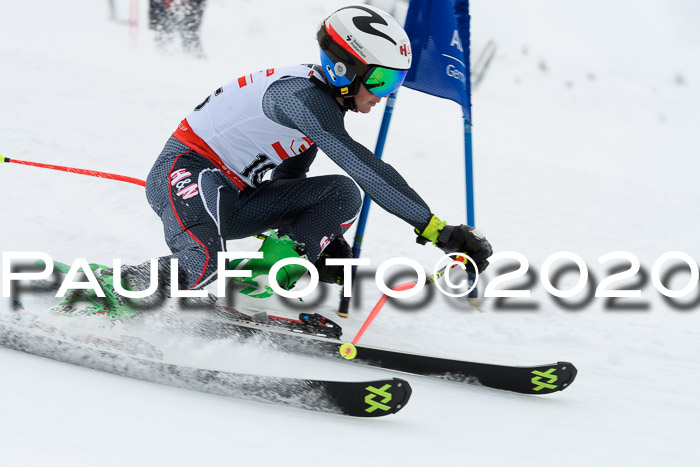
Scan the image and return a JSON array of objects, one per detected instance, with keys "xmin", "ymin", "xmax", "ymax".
[
  {"xmin": 364, "ymin": 384, "xmax": 392, "ymax": 413},
  {"xmin": 531, "ymin": 368, "xmax": 558, "ymax": 392}
]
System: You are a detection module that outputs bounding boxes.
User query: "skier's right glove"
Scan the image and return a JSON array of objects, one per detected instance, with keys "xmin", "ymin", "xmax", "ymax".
[{"xmin": 416, "ymin": 215, "xmax": 493, "ymax": 275}]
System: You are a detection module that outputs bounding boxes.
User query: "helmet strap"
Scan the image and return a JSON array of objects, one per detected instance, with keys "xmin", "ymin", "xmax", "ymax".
[
  {"xmin": 341, "ymin": 96, "xmax": 357, "ymax": 112},
  {"xmin": 309, "ymin": 71, "xmax": 358, "ymax": 111},
  {"xmin": 334, "ymin": 78, "xmax": 361, "ymax": 111}
]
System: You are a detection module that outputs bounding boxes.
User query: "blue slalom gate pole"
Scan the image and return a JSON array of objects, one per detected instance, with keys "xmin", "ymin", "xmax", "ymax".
[
  {"xmin": 464, "ymin": 119, "xmax": 475, "ymax": 227},
  {"xmin": 464, "ymin": 118, "xmax": 479, "ymax": 299},
  {"xmin": 337, "ymin": 91, "xmax": 398, "ymax": 317}
]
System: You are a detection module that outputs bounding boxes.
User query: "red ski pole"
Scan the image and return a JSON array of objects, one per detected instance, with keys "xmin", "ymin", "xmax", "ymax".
[
  {"xmin": 1, "ymin": 154, "xmax": 146, "ymax": 187},
  {"xmin": 339, "ymin": 256, "xmax": 473, "ymax": 359}
]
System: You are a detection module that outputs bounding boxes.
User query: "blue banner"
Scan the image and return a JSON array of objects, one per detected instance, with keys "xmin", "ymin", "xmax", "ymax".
[{"xmin": 403, "ymin": 0, "xmax": 471, "ymax": 123}]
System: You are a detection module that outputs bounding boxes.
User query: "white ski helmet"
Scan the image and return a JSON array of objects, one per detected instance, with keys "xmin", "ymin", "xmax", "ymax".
[{"xmin": 317, "ymin": 5, "xmax": 412, "ymax": 98}]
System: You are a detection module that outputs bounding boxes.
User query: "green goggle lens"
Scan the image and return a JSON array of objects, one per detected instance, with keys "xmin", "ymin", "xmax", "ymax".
[{"xmin": 363, "ymin": 66, "xmax": 408, "ymax": 98}]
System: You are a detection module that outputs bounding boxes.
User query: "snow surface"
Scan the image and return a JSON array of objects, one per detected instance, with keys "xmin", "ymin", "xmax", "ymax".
[{"xmin": 2, "ymin": 0, "xmax": 700, "ymax": 465}]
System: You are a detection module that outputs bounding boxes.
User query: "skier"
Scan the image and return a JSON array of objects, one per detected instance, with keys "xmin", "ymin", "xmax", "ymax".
[
  {"xmin": 86, "ymin": 5, "xmax": 492, "ymax": 314},
  {"xmin": 149, "ymin": 0, "xmax": 208, "ymax": 58}
]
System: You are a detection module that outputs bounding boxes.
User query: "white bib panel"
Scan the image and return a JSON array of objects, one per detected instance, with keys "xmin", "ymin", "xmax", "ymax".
[{"xmin": 184, "ymin": 65, "xmax": 315, "ymax": 187}]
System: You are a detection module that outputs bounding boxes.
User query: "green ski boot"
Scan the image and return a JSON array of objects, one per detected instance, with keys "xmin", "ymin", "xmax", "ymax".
[
  {"xmin": 229, "ymin": 231, "xmax": 308, "ymax": 298},
  {"xmin": 93, "ymin": 267, "xmax": 139, "ymax": 321},
  {"xmin": 43, "ymin": 260, "xmax": 139, "ymax": 322}
]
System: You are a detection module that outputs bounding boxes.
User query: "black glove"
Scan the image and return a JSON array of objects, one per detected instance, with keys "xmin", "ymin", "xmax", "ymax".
[
  {"xmin": 416, "ymin": 215, "xmax": 492, "ymax": 274},
  {"xmin": 435, "ymin": 225, "xmax": 492, "ymax": 274},
  {"xmin": 315, "ymin": 236, "xmax": 353, "ymax": 285}
]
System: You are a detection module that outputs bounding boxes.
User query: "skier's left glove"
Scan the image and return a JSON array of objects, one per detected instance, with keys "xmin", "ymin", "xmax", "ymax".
[{"xmin": 416, "ymin": 215, "xmax": 493, "ymax": 274}]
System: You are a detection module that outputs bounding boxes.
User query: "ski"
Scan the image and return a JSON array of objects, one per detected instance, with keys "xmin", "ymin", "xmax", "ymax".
[
  {"xmin": 17, "ymin": 292, "xmax": 578, "ymax": 396},
  {"xmin": 0, "ymin": 318, "xmax": 411, "ymax": 417},
  {"xmin": 195, "ymin": 306, "xmax": 578, "ymax": 395}
]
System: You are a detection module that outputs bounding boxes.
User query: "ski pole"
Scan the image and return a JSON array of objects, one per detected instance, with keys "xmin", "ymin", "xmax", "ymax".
[
  {"xmin": 349, "ymin": 281, "xmax": 417, "ymax": 347},
  {"xmin": 342, "ymin": 257, "xmax": 472, "ymax": 357},
  {"xmin": 0, "ymin": 154, "xmax": 146, "ymax": 187}
]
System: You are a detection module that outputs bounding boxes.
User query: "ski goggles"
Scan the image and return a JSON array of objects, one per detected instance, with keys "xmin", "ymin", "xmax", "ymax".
[{"xmin": 362, "ymin": 66, "xmax": 408, "ymax": 98}]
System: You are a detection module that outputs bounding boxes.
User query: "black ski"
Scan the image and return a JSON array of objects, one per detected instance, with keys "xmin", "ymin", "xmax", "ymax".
[
  {"xmin": 197, "ymin": 307, "xmax": 578, "ymax": 395},
  {"xmin": 0, "ymin": 319, "xmax": 411, "ymax": 417}
]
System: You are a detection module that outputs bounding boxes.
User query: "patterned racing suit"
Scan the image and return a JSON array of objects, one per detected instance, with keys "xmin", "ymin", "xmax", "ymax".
[{"xmin": 145, "ymin": 64, "xmax": 433, "ymax": 289}]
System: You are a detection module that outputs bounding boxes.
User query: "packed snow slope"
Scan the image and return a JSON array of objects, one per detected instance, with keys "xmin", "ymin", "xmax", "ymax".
[{"xmin": 1, "ymin": 0, "xmax": 699, "ymax": 465}]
